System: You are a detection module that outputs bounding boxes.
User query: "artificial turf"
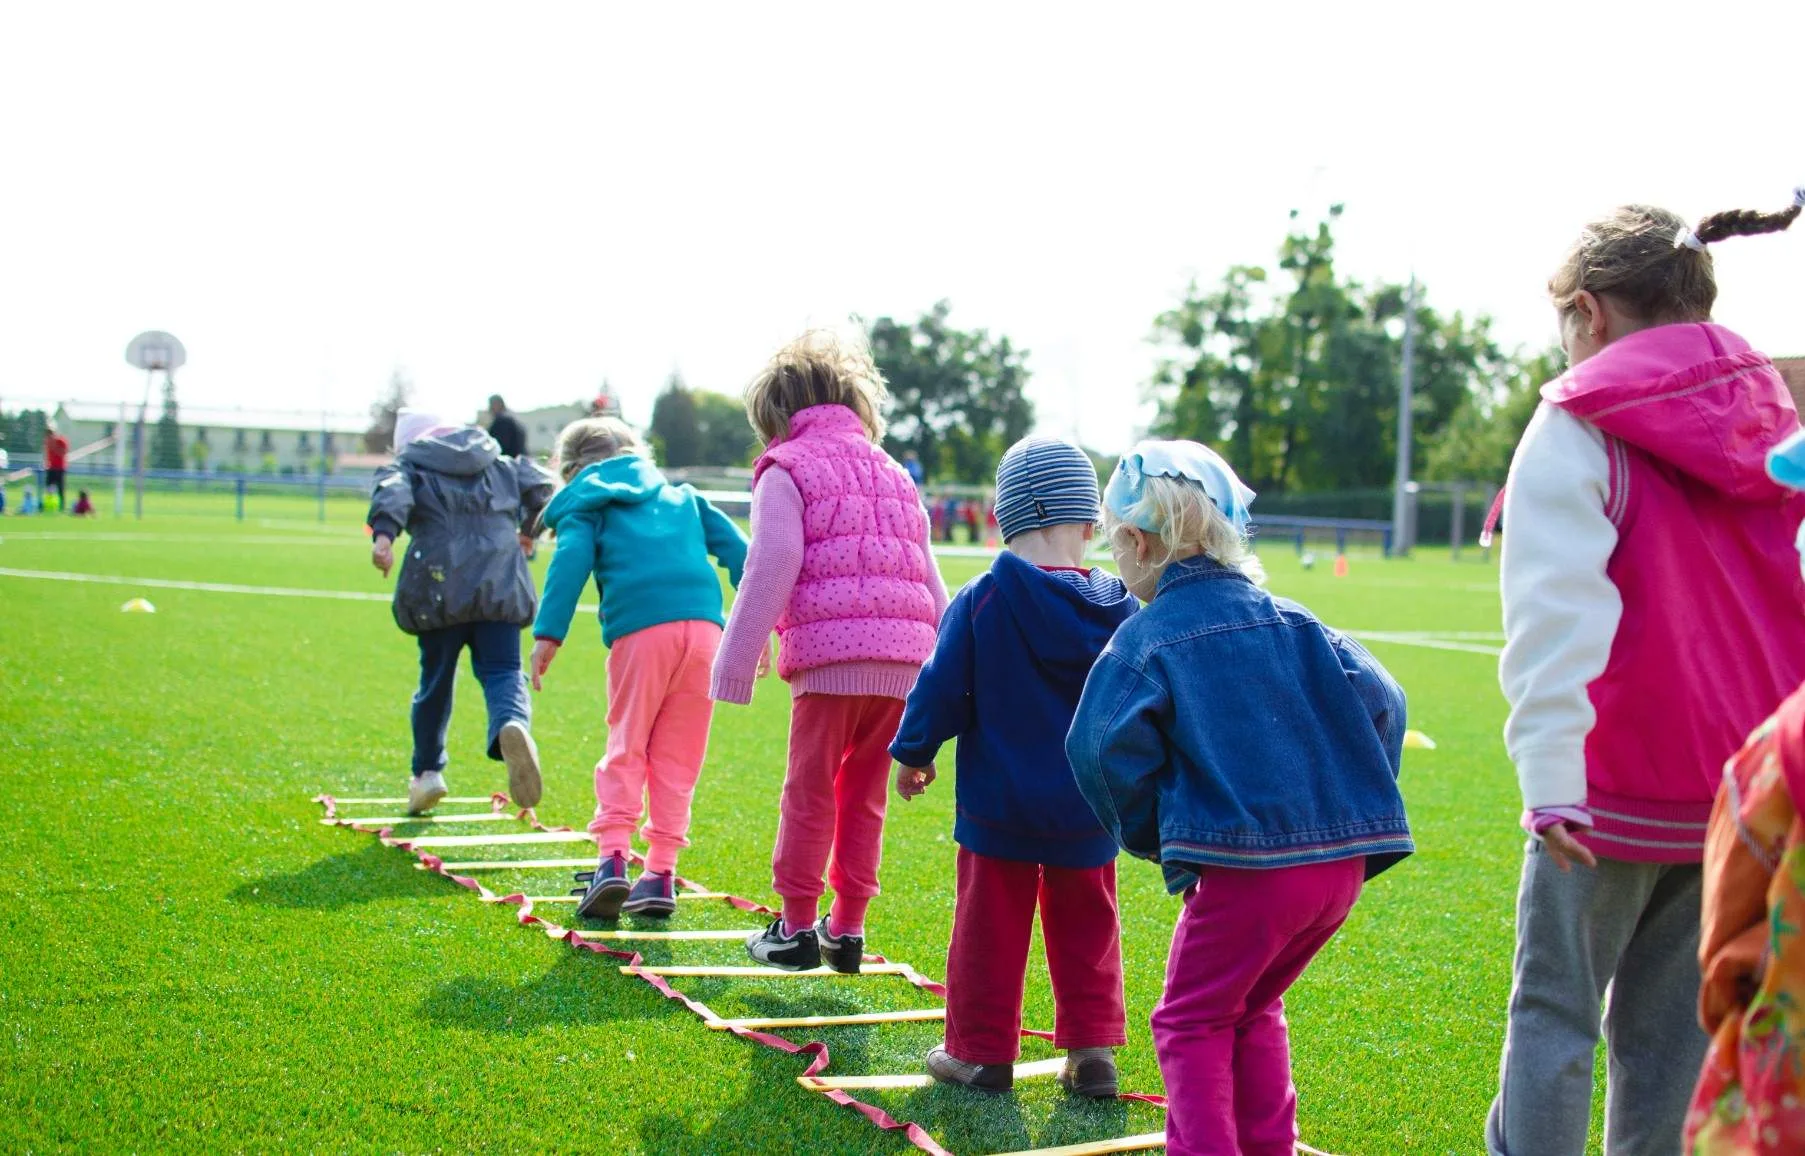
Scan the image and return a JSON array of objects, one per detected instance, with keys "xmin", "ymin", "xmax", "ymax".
[{"xmin": 0, "ymin": 499, "xmax": 1586, "ymax": 1154}]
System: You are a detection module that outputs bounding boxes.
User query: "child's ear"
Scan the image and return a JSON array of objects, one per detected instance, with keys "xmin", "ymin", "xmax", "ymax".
[
  {"xmin": 1135, "ymin": 529, "xmax": 1153, "ymax": 565},
  {"xmin": 1081, "ymin": 523, "xmax": 1096, "ymax": 542}
]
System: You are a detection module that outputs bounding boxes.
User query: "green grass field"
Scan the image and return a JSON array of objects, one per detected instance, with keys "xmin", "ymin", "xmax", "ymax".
[{"xmin": 0, "ymin": 503, "xmax": 1542, "ymax": 1154}]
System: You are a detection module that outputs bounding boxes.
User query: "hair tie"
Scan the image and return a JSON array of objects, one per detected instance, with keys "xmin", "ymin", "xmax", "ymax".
[{"xmin": 1673, "ymin": 225, "xmax": 1706, "ymax": 253}]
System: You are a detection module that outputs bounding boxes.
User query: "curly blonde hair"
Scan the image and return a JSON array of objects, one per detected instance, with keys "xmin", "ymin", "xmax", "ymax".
[
  {"xmin": 1104, "ymin": 473, "xmax": 1264, "ymax": 585},
  {"xmin": 552, "ymin": 416, "xmax": 646, "ymax": 481},
  {"xmin": 744, "ymin": 329, "xmax": 889, "ymax": 445}
]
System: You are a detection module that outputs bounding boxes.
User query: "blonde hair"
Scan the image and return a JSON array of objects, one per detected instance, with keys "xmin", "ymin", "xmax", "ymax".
[
  {"xmin": 1549, "ymin": 197, "xmax": 1802, "ymax": 325},
  {"xmin": 553, "ymin": 416, "xmax": 646, "ymax": 481},
  {"xmin": 744, "ymin": 329, "xmax": 889, "ymax": 445},
  {"xmin": 1104, "ymin": 474, "xmax": 1265, "ymax": 585}
]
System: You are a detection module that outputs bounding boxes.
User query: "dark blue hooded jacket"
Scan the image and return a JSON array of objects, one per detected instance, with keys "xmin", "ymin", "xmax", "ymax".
[{"xmin": 889, "ymin": 550, "xmax": 1136, "ymax": 868}]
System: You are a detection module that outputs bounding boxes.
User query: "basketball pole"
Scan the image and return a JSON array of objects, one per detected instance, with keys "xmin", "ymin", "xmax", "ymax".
[{"xmin": 114, "ymin": 399, "xmax": 127, "ymax": 516}]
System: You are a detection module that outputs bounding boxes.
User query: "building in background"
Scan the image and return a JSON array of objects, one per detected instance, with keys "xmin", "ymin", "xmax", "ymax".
[
  {"xmin": 470, "ymin": 390, "xmax": 628, "ymax": 459},
  {"xmin": 1776, "ymin": 357, "xmax": 1805, "ymax": 414},
  {"xmin": 51, "ymin": 402, "xmax": 366, "ymax": 475}
]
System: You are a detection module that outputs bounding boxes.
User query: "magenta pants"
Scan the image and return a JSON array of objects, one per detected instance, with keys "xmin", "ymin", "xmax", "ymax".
[
  {"xmin": 591, "ymin": 620, "xmax": 721, "ymax": 875},
  {"xmin": 771, "ymin": 693, "xmax": 904, "ymax": 906},
  {"xmin": 1153, "ymin": 858, "xmax": 1364, "ymax": 1156}
]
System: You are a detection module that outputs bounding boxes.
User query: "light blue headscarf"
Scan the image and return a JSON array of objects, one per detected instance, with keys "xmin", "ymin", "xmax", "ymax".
[
  {"xmin": 1769, "ymin": 429, "xmax": 1805, "ymax": 491},
  {"xmin": 1104, "ymin": 440, "xmax": 1256, "ymax": 533}
]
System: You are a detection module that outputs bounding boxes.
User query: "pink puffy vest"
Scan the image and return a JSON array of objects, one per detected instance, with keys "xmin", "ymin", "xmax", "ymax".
[
  {"xmin": 1545, "ymin": 323, "xmax": 1805, "ymax": 862},
  {"xmin": 753, "ymin": 404, "xmax": 939, "ymax": 678}
]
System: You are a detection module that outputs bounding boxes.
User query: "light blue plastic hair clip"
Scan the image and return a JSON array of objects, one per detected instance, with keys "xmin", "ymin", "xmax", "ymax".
[
  {"xmin": 1768, "ymin": 428, "xmax": 1805, "ymax": 491},
  {"xmin": 1104, "ymin": 440, "xmax": 1256, "ymax": 533}
]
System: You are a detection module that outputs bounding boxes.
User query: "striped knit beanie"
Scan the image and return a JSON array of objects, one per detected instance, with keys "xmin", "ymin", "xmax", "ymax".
[{"xmin": 992, "ymin": 437, "xmax": 1100, "ymax": 542}]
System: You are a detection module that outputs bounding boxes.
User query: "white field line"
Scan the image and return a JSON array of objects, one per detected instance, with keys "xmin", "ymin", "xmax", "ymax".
[
  {"xmin": 1348, "ymin": 631, "xmax": 1502, "ymax": 657},
  {"xmin": 0, "ymin": 567, "xmax": 603, "ymax": 615},
  {"xmin": 0, "ymin": 532, "xmax": 355, "ymax": 546}
]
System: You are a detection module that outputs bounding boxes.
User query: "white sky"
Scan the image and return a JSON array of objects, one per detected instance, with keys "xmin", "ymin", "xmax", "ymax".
[{"xmin": 3, "ymin": 2, "xmax": 1801, "ymax": 454}]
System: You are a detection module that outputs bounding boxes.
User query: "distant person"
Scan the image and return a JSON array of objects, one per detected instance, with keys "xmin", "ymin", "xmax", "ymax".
[
  {"xmin": 19, "ymin": 486, "xmax": 38, "ymax": 515},
  {"xmin": 486, "ymin": 395, "xmax": 528, "ymax": 459},
  {"xmin": 1487, "ymin": 193, "xmax": 1805, "ymax": 1156},
  {"xmin": 531, "ymin": 417, "xmax": 748, "ymax": 919},
  {"xmin": 367, "ymin": 408, "xmax": 555, "ymax": 815},
  {"xmin": 43, "ymin": 425, "xmax": 69, "ymax": 510},
  {"xmin": 892, "ymin": 437, "xmax": 1137, "ymax": 1098},
  {"xmin": 1068, "ymin": 440, "xmax": 1411, "ymax": 1156},
  {"xmin": 712, "ymin": 330, "xmax": 948, "ymax": 974},
  {"xmin": 72, "ymin": 489, "xmax": 95, "ymax": 517},
  {"xmin": 902, "ymin": 449, "xmax": 925, "ymax": 487}
]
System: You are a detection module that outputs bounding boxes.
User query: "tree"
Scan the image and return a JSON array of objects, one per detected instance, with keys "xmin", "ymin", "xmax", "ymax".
[
  {"xmin": 0, "ymin": 409, "xmax": 49, "ymax": 456},
  {"xmin": 364, "ymin": 369, "xmax": 413, "ymax": 453},
  {"xmin": 694, "ymin": 390, "xmax": 757, "ymax": 467},
  {"xmin": 870, "ymin": 301, "xmax": 1034, "ymax": 484},
  {"xmin": 1425, "ymin": 346, "xmax": 1562, "ymax": 483},
  {"xmin": 151, "ymin": 377, "xmax": 184, "ymax": 471},
  {"xmin": 651, "ymin": 374, "xmax": 703, "ymax": 467}
]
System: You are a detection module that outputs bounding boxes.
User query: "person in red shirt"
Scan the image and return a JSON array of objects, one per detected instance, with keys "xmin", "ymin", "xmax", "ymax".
[{"xmin": 43, "ymin": 426, "xmax": 69, "ymax": 510}]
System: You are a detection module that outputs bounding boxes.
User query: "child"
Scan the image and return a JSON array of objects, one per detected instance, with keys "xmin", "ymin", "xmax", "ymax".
[
  {"xmin": 72, "ymin": 490, "xmax": 95, "ymax": 517},
  {"xmin": 19, "ymin": 486, "xmax": 38, "ymax": 516},
  {"xmin": 1487, "ymin": 192, "xmax": 1805, "ymax": 1156},
  {"xmin": 712, "ymin": 330, "xmax": 948, "ymax": 973},
  {"xmin": 891, "ymin": 437, "xmax": 1136, "ymax": 1098},
  {"xmin": 529, "ymin": 417, "xmax": 748, "ymax": 919},
  {"xmin": 1067, "ymin": 441, "xmax": 1411, "ymax": 1156},
  {"xmin": 367, "ymin": 409, "xmax": 555, "ymax": 816}
]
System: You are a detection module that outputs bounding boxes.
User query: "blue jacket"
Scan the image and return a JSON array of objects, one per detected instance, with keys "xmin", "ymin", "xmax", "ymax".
[
  {"xmin": 890, "ymin": 552, "xmax": 1137, "ymax": 868},
  {"xmin": 1067, "ymin": 557, "xmax": 1412, "ymax": 893},
  {"xmin": 532, "ymin": 456, "xmax": 748, "ymax": 648}
]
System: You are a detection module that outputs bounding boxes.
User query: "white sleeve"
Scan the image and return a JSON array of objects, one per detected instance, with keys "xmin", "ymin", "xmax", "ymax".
[{"xmin": 1499, "ymin": 402, "xmax": 1621, "ymax": 811}]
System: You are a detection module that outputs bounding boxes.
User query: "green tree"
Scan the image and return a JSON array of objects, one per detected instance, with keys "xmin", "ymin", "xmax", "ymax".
[
  {"xmin": 870, "ymin": 301, "xmax": 1034, "ymax": 484},
  {"xmin": 1, "ymin": 409, "xmax": 50, "ymax": 456},
  {"xmin": 693, "ymin": 390, "xmax": 757, "ymax": 467},
  {"xmin": 651, "ymin": 374, "xmax": 703, "ymax": 467},
  {"xmin": 1425, "ymin": 346, "xmax": 1562, "ymax": 482},
  {"xmin": 151, "ymin": 378, "xmax": 184, "ymax": 471}
]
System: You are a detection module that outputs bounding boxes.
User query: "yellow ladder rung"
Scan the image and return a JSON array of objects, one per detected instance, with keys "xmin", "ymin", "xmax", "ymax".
[
  {"xmin": 323, "ymin": 796, "xmax": 499, "ymax": 805},
  {"xmin": 422, "ymin": 858, "xmax": 598, "ymax": 871},
  {"xmin": 987, "ymin": 1133, "xmax": 1168, "ymax": 1156},
  {"xmin": 621, "ymin": 963, "xmax": 910, "ymax": 978},
  {"xmin": 513, "ymin": 890, "xmax": 731, "ymax": 902},
  {"xmin": 572, "ymin": 929, "xmax": 759, "ymax": 941},
  {"xmin": 401, "ymin": 831, "xmax": 592, "ymax": 848},
  {"xmin": 799, "ymin": 1057, "xmax": 1064, "ymax": 1091},
  {"xmin": 322, "ymin": 812, "xmax": 516, "ymax": 825},
  {"xmin": 708, "ymin": 1007, "xmax": 945, "ymax": 1030}
]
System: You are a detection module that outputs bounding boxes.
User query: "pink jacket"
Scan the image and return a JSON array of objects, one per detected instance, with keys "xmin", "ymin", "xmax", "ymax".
[{"xmin": 1546, "ymin": 323, "xmax": 1805, "ymax": 860}]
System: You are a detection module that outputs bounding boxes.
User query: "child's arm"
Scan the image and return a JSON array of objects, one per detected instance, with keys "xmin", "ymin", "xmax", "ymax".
[
  {"xmin": 1332, "ymin": 632, "xmax": 1407, "ymax": 776},
  {"xmin": 697, "ymin": 493, "xmax": 750, "ymax": 588},
  {"xmin": 710, "ymin": 469, "xmax": 805, "ymax": 705},
  {"xmin": 889, "ymin": 585, "xmax": 978, "ymax": 798},
  {"xmin": 1500, "ymin": 403, "xmax": 1619, "ymax": 846},
  {"xmin": 515, "ymin": 456, "xmax": 556, "ymax": 539},
  {"xmin": 1066, "ymin": 652, "xmax": 1170, "ymax": 861},
  {"xmin": 918, "ymin": 508, "xmax": 950, "ymax": 623},
  {"xmin": 367, "ymin": 465, "xmax": 413, "ymax": 575},
  {"xmin": 531, "ymin": 515, "xmax": 597, "ymax": 648}
]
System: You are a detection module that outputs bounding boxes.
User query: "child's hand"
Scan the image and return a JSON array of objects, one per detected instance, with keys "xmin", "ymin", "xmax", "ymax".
[
  {"xmin": 518, "ymin": 532, "xmax": 536, "ymax": 555},
  {"xmin": 756, "ymin": 635, "xmax": 775, "ymax": 679},
  {"xmin": 371, "ymin": 535, "xmax": 394, "ymax": 577},
  {"xmin": 1542, "ymin": 823, "xmax": 1597, "ymax": 872},
  {"xmin": 896, "ymin": 763, "xmax": 936, "ymax": 801},
  {"xmin": 530, "ymin": 639, "xmax": 558, "ymax": 691}
]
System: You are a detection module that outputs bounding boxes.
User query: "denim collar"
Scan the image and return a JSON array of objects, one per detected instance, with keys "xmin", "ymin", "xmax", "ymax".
[{"xmin": 1155, "ymin": 554, "xmax": 1251, "ymax": 595}]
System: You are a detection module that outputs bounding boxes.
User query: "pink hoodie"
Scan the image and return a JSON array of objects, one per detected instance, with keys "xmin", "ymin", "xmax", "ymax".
[{"xmin": 1543, "ymin": 322, "xmax": 1805, "ymax": 860}]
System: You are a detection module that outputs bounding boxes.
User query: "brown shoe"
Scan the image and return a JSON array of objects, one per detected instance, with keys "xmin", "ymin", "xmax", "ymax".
[
  {"xmin": 1057, "ymin": 1048, "xmax": 1119, "ymax": 1099},
  {"xmin": 926, "ymin": 1045, "xmax": 1013, "ymax": 1093}
]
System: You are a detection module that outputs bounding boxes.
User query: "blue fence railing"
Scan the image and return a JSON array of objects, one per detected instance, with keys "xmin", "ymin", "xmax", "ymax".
[{"xmin": 7, "ymin": 462, "xmax": 369, "ymax": 521}]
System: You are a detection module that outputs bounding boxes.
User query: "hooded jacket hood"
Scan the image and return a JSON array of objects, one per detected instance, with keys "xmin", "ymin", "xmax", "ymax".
[
  {"xmin": 542, "ymin": 455, "xmax": 666, "ymax": 529},
  {"xmin": 1543, "ymin": 322, "xmax": 1797, "ymax": 502},
  {"xmin": 989, "ymin": 550, "xmax": 1137, "ymax": 685},
  {"xmin": 398, "ymin": 427, "xmax": 502, "ymax": 478}
]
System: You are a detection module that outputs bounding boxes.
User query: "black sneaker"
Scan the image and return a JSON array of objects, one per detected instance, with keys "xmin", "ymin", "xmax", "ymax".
[
  {"xmin": 745, "ymin": 918, "xmax": 820, "ymax": 971},
  {"xmin": 814, "ymin": 916, "xmax": 863, "ymax": 975},
  {"xmin": 571, "ymin": 852, "xmax": 630, "ymax": 919},
  {"xmin": 622, "ymin": 871, "xmax": 677, "ymax": 918}
]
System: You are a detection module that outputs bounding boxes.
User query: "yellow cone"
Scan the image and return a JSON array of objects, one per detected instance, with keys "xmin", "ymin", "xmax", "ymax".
[
  {"xmin": 1403, "ymin": 730, "xmax": 1436, "ymax": 750},
  {"xmin": 121, "ymin": 598, "xmax": 157, "ymax": 613}
]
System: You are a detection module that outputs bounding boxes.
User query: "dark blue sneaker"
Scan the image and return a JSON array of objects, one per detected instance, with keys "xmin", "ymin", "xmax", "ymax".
[
  {"xmin": 622, "ymin": 871, "xmax": 677, "ymax": 918},
  {"xmin": 572, "ymin": 852, "xmax": 629, "ymax": 919},
  {"xmin": 745, "ymin": 918, "xmax": 820, "ymax": 971}
]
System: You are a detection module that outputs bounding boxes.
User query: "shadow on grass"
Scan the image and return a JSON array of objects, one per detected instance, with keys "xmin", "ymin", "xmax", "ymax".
[
  {"xmin": 226, "ymin": 842, "xmax": 448, "ymax": 909},
  {"xmin": 635, "ymin": 1043, "xmax": 891, "ymax": 1154},
  {"xmin": 896, "ymin": 1080, "xmax": 1132, "ymax": 1155},
  {"xmin": 416, "ymin": 952, "xmax": 685, "ymax": 1033}
]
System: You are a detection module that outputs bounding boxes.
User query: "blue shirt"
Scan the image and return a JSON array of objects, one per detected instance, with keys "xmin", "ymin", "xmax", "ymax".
[{"xmin": 1067, "ymin": 557, "xmax": 1413, "ymax": 893}]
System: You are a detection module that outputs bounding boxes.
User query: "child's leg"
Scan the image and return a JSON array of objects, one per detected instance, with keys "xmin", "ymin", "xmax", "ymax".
[
  {"xmin": 639, "ymin": 622, "xmax": 721, "ymax": 874},
  {"xmin": 1150, "ymin": 860, "xmax": 1361, "ymax": 1156},
  {"xmin": 944, "ymin": 848, "xmax": 1040, "ymax": 1065},
  {"xmin": 410, "ymin": 626, "xmax": 467, "ymax": 774},
  {"xmin": 824, "ymin": 695, "xmax": 905, "ymax": 935},
  {"xmin": 467, "ymin": 622, "xmax": 531, "ymax": 761},
  {"xmin": 592, "ymin": 624, "xmax": 684, "ymax": 859},
  {"xmin": 1485, "ymin": 847, "xmax": 1665, "ymax": 1156},
  {"xmin": 1601, "ymin": 863, "xmax": 1707, "ymax": 1156},
  {"xmin": 772, "ymin": 694, "xmax": 862, "ymax": 932},
  {"xmin": 1040, "ymin": 859, "xmax": 1128, "ymax": 1053}
]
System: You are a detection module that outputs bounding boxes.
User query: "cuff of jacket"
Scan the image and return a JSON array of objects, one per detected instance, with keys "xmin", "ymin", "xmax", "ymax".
[
  {"xmin": 532, "ymin": 635, "xmax": 562, "ymax": 646},
  {"xmin": 1522, "ymin": 805, "xmax": 1593, "ymax": 837},
  {"xmin": 1514, "ymin": 744, "xmax": 1590, "ymax": 812},
  {"xmin": 369, "ymin": 517, "xmax": 402, "ymax": 541},
  {"xmin": 888, "ymin": 741, "xmax": 940, "ymax": 768},
  {"xmin": 711, "ymin": 675, "xmax": 755, "ymax": 705}
]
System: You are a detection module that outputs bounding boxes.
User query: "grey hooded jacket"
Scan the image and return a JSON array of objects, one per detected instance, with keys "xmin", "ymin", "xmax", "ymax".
[{"xmin": 366, "ymin": 428, "xmax": 555, "ymax": 635}]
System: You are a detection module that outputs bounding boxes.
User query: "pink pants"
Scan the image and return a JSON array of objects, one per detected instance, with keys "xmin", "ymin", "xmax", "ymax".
[
  {"xmin": 591, "ymin": 620, "xmax": 721, "ymax": 875},
  {"xmin": 945, "ymin": 848, "xmax": 1127, "ymax": 1064},
  {"xmin": 771, "ymin": 693, "xmax": 904, "ymax": 929},
  {"xmin": 1153, "ymin": 858, "xmax": 1365, "ymax": 1156}
]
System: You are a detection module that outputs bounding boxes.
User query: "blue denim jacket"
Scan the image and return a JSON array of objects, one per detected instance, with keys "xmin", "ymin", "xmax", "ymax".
[{"xmin": 1066, "ymin": 557, "xmax": 1413, "ymax": 894}]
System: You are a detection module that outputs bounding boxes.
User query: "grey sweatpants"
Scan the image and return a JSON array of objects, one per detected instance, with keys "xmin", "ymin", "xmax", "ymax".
[{"xmin": 1485, "ymin": 841, "xmax": 1706, "ymax": 1156}]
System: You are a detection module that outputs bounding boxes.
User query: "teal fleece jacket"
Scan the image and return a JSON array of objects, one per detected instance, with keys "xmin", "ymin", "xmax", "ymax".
[{"xmin": 532, "ymin": 456, "xmax": 748, "ymax": 648}]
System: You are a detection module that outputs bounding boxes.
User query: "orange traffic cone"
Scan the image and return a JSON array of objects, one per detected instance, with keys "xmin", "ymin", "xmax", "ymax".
[{"xmin": 1333, "ymin": 554, "xmax": 1350, "ymax": 578}]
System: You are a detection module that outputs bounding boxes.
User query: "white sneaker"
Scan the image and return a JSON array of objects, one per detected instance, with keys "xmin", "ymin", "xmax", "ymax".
[
  {"xmin": 498, "ymin": 722, "xmax": 542, "ymax": 808},
  {"xmin": 408, "ymin": 771, "xmax": 449, "ymax": 815}
]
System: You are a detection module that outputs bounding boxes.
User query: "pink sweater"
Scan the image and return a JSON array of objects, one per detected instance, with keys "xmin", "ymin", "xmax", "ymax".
[{"xmin": 711, "ymin": 466, "xmax": 949, "ymax": 704}]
